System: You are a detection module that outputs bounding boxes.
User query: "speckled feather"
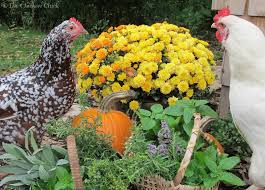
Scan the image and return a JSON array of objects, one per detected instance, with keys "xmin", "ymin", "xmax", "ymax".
[{"xmin": 0, "ymin": 20, "xmax": 76, "ymax": 145}]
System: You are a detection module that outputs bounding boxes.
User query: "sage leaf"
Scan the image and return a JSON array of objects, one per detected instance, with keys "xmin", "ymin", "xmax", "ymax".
[{"xmin": 39, "ymin": 165, "xmax": 50, "ymax": 181}]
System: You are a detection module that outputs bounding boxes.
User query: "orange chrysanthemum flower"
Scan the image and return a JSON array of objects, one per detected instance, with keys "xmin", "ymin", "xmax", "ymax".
[
  {"xmin": 96, "ymin": 48, "xmax": 108, "ymax": 60},
  {"xmin": 116, "ymin": 25, "xmax": 125, "ymax": 31},
  {"xmin": 91, "ymin": 39, "xmax": 103, "ymax": 49},
  {"xmin": 76, "ymin": 63, "xmax": 89, "ymax": 75},
  {"xmin": 111, "ymin": 63, "xmax": 120, "ymax": 71},
  {"xmin": 101, "ymin": 32, "xmax": 113, "ymax": 40},
  {"xmin": 102, "ymin": 38, "xmax": 112, "ymax": 47},
  {"xmin": 107, "ymin": 26, "xmax": 113, "ymax": 33},
  {"xmin": 108, "ymin": 47, "xmax": 113, "ymax": 53},
  {"xmin": 99, "ymin": 76, "xmax": 106, "ymax": 83}
]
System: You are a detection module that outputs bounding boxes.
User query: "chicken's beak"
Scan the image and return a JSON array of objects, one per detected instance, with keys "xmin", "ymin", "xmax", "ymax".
[
  {"xmin": 82, "ymin": 29, "xmax": 88, "ymax": 34},
  {"xmin": 211, "ymin": 23, "xmax": 216, "ymax": 28}
]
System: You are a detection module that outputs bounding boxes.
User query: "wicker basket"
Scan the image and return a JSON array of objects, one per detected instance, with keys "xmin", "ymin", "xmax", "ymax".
[{"xmin": 66, "ymin": 113, "xmax": 221, "ymax": 190}]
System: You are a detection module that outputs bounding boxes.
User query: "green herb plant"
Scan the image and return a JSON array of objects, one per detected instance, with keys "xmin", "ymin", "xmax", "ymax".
[
  {"xmin": 32, "ymin": 167, "xmax": 74, "ymax": 190},
  {"xmin": 0, "ymin": 127, "xmax": 71, "ymax": 189},
  {"xmin": 208, "ymin": 117, "xmax": 252, "ymax": 159},
  {"xmin": 136, "ymin": 99, "xmax": 218, "ymax": 136},
  {"xmin": 185, "ymin": 146, "xmax": 245, "ymax": 188}
]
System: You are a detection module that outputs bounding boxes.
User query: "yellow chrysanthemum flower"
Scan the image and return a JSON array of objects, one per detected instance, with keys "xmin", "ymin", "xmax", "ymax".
[
  {"xmin": 168, "ymin": 96, "xmax": 178, "ymax": 106},
  {"xmin": 107, "ymin": 73, "xmax": 115, "ymax": 81},
  {"xmin": 132, "ymin": 74, "xmax": 146, "ymax": 88},
  {"xmin": 177, "ymin": 81, "xmax": 189, "ymax": 93},
  {"xmin": 89, "ymin": 63, "xmax": 99, "ymax": 75},
  {"xmin": 129, "ymin": 100, "xmax": 140, "ymax": 111},
  {"xmin": 117, "ymin": 72, "xmax": 127, "ymax": 81},
  {"xmin": 186, "ymin": 89, "xmax": 194, "ymax": 97},
  {"xmin": 197, "ymin": 79, "xmax": 207, "ymax": 90},
  {"xmin": 102, "ymin": 87, "xmax": 112, "ymax": 97},
  {"xmin": 154, "ymin": 79, "xmax": 165, "ymax": 89},
  {"xmin": 142, "ymin": 80, "xmax": 153, "ymax": 93},
  {"xmin": 122, "ymin": 84, "xmax": 130, "ymax": 91},
  {"xmin": 183, "ymin": 96, "xmax": 190, "ymax": 100},
  {"xmin": 99, "ymin": 65, "xmax": 113, "ymax": 77},
  {"xmin": 82, "ymin": 78, "xmax": 93, "ymax": 89},
  {"xmin": 169, "ymin": 76, "xmax": 180, "ymax": 86},
  {"xmin": 111, "ymin": 82, "xmax": 122, "ymax": 92},
  {"xmin": 160, "ymin": 83, "xmax": 172, "ymax": 95},
  {"xmin": 158, "ymin": 70, "xmax": 171, "ymax": 81}
]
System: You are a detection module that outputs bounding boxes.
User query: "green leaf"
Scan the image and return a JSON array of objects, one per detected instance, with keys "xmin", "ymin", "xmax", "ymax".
[
  {"xmin": 25, "ymin": 130, "xmax": 30, "ymax": 153},
  {"xmin": 194, "ymin": 100, "xmax": 208, "ymax": 107},
  {"xmin": 183, "ymin": 108, "xmax": 195, "ymax": 124},
  {"xmin": 205, "ymin": 146, "xmax": 217, "ymax": 162},
  {"xmin": 138, "ymin": 109, "xmax": 152, "ymax": 117},
  {"xmin": 175, "ymin": 100, "xmax": 193, "ymax": 107},
  {"xmin": 164, "ymin": 105, "xmax": 183, "ymax": 117},
  {"xmin": 0, "ymin": 153, "xmax": 16, "ymax": 160},
  {"xmin": 164, "ymin": 115, "xmax": 177, "ymax": 128},
  {"xmin": 141, "ymin": 118, "xmax": 157, "ymax": 130},
  {"xmin": 54, "ymin": 181, "xmax": 68, "ymax": 190},
  {"xmin": 56, "ymin": 159, "xmax": 69, "ymax": 166},
  {"xmin": 9, "ymin": 160, "xmax": 32, "ymax": 170},
  {"xmin": 9, "ymin": 182, "xmax": 24, "ymax": 187},
  {"xmin": 154, "ymin": 113, "xmax": 164, "ymax": 120},
  {"xmin": 42, "ymin": 145, "xmax": 56, "ymax": 167},
  {"xmin": 194, "ymin": 152, "xmax": 205, "ymax": 164},
  {"xmin": 56, "ymin": 167, "xmax": 71, "ymax": 183},
  {"xmin": 185, "ymin": 162, "xmax": 195, "ymax": 177},
  {"xmin": 51, "ymin": 145, "xmax": 67, "ymax": 156},
  {"xmin": 175, "ymin": 117, "xmax": 181, "ymax": 126},
  {"xmin": 197, "ymin": 105, "xmax": 218, "ymax": 118},
  {"xmin": 2, "ymin": 143, "xmax": 24, "ymax": 159},
  {"xmin": 30, "ymin": 130, "xmax": 39, "ymax": 152},
  {"xmin": 150, "ymin": 104, "xmax": 164, "ymax": 114},
  {"xmin": 39, "ymin": 165, "xmax": 50, "ymax": 181},
  {"xmin": 3, "ymin": 143, "xmax": 32, "ymax": 163},
  {"xmin": 183, "ymin": 121, "xmax": 194, "ymax": 136},
  {"xmin": 203, "ymin": 177, "xmax": 218, "ymax": 188},
  {"xmin": 56, "ymin": 167, "xmax": 68, "ymax": 179},
  {"xmin": 205, "ymin": 157, "xmax": 218, "ymax": 172},
  {"xmin": 219, "ymin": 156, "xmax": 240, "ymax": 170},
  {"xmin": 0, "ymin": 165, "xmax": 28, "ymax": 175},
  {"xmin": 219, "ymin": 172, "xmax": 245, "ymax": 186},
  {"xmin": 0, "ymin": 174, "xmax": 31, "ymax": 186}
]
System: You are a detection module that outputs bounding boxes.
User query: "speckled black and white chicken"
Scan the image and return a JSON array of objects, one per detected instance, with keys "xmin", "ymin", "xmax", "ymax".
[{"xmin": 0, "ymin": 18, "xmax": 87, "ymax": 145}]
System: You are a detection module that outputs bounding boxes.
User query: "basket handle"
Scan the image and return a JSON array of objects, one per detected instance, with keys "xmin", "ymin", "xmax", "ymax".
[
  {"xmin": 67, "ymin": 135, "xmax": 84, "ymax": 190},
  {"xmin": 173, "ymin": 113, "xmax": 215, "ymax": 186}
]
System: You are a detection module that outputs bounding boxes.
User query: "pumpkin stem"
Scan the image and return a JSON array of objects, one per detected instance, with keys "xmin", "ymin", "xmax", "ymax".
[{"xmin": 100, "ymin": 90, "xmax": 136, "ymax": 112}]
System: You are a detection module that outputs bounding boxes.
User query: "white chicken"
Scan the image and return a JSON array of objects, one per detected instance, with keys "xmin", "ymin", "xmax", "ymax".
[{"xmin": 212, "ymin": 8, "xmax": 265, "ymax": 188}]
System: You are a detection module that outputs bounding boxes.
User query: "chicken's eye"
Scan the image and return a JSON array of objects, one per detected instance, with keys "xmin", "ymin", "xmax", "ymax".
[{"xmin": 69, "ymin": 26, "xmax": 74, "ymax": 30}]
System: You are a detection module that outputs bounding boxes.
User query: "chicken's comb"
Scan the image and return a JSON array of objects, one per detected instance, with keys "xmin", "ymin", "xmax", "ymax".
[
  {"xmin": 213, "ymin": 7, "xmax": 231, "ymax": 23},
  {"xmin": 70, "ymin": 17, "xmax": 84, "ymax": 29}
]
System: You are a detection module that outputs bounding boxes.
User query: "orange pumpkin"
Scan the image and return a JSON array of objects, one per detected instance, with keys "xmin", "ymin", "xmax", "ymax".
[{"xmin": 72, "ymin": 90, "xmax": 136, "ymax": 155}]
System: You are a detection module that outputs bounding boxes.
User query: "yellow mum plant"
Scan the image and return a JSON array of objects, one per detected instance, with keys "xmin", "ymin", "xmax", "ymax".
[{"xmin": 76, "ymin": 22, "xmax": 216, "ymax": 105}]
